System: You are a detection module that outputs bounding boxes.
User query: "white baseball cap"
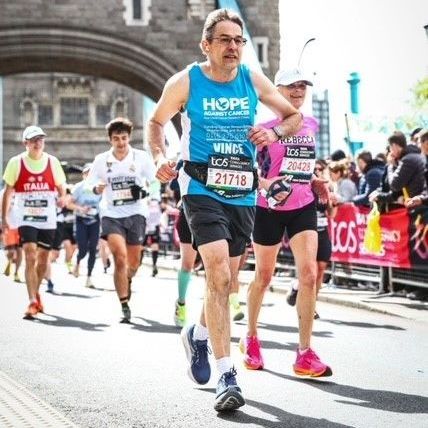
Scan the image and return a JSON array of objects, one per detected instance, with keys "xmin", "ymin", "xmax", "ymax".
[
  {"xmin": 274, "ymin": 68, "xmax": 313, "ymax": 87},
  {"xmin": 22, "ymin": 126, "xmax": 46, "ymax": 141},
  {"xmin": 82, "ymin": 163, "xmax": 92, "ymax": 173}
]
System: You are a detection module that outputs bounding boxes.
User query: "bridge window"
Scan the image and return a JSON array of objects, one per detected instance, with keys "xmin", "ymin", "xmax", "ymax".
[
  {"xmin": 38, "ymin": 105, "xmax": 53, "ymax": 126},
  {"xmin": 113, "ymin": 99, "xmax": 127, "ymax": 118},
  {"xmin": 123, "ymin": 0, "xmax": 151, "ymax": 26},
  {"xmin": 60, "ymin": 97, "xmax": 89, "ymax": 125},
  {"xmin": 187, "ymin": 0, "xmax": 215, "ymax": 19},
  {"xmin": 252, "ymin": 37, "xmax": 269, "ymax": 69},
  {"xmin": 133, "ymin": 0, "xmax": 142, "ymax": 19},
  {"xmin": 96, "ymin": 105, "xmax": 111, "ymax": 126},
  {"xmin": 21, "ymin": 99, "xmax": 36, "ymax": 127}
]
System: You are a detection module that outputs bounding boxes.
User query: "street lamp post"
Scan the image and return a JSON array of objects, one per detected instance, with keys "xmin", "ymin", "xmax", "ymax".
[{"xmin": 346, "ymin": 72, "xmax": 363, "ymax": 155}]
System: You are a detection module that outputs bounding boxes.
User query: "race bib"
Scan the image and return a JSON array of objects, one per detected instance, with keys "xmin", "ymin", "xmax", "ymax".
[
  {"xmin": 279, "ymin": 142, "xmax": 316, "ymax": 184},
  {"xmin": 87, "ymin": 207, "xmax": 98, "ymax": 216},
  {"xmin": 206, "ymin": 155, "xmax": 253, "ymax": 192},
  {"xmin": 111, "ymin": 178, "xmax": 136, "ymax": 206},
  {"xmin": 317, "ymin": 216, "xmax": 328, "ymax": 228},
  {"xmin": 23, "ymin": 198, "xmax": 48, "ymax": 222}
]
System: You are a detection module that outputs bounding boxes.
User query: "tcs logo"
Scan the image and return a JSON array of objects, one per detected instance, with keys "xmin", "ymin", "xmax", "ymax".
[
  {"xmin": 203, "ymin": 97, "xmax": 249, "ymax": 111},
  {"xmin": 211, "ymin": 157, "xmax": 229, "ymax": 167},
  {"xmin": 286, "ymin": 147, "xmax": 301, "ymax": 156}
]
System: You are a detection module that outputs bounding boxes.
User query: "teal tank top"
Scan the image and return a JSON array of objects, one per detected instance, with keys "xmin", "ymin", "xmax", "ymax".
[{"xmin": 178, "ymin": 63, "xmax": 259, "ymax": 206}]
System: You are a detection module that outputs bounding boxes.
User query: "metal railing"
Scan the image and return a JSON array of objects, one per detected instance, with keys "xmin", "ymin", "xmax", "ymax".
[{"xmin": 244, "ymin": 249, "xmax": 428, "ymax": 290}]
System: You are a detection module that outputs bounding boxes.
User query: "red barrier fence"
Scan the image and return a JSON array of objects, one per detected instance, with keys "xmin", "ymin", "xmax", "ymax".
[{"xmin": 330, "ymin": 204, "xmax": 428, "ymax": 270}]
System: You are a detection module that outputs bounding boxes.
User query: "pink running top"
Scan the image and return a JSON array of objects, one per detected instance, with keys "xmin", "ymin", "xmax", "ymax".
[{"xmin": 257, "ymin": 115, "xmax": 319, "ymax": 211}]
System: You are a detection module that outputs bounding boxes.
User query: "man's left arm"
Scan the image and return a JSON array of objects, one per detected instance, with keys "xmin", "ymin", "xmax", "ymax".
[{"xmin": 51, "ymin": 156, "xmax": 67, "ymax": 206}]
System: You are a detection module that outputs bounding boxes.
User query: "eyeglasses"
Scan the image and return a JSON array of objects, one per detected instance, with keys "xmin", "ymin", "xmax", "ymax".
[
  {"xmin": 211, "ymin": 36, "xmax": 247, "ymax": 47},
  {"xmin": 314, "ymin": 167, "xmax": 324, "ymax": 172},
  {"xmin": 286, "ymin": 83, "xmax": 307, "ymax": 90},
  {"xmin": 27, "ymin": 136, "xmax": 45, "ymax": 143}
]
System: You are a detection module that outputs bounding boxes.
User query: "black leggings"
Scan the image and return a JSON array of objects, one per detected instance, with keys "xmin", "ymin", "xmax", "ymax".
[{"xmin": 75, "ymin": 217, "xmax": 100, "ymax": 276}]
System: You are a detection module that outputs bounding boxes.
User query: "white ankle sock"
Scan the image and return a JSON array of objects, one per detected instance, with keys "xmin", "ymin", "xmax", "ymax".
[
  {"xmin": 192, "ymin": 324, "xmax": 209, "ymax": 341},
  {"xmin": 216, "ymin": 357, "xmax": 233, "ymax": 375}
]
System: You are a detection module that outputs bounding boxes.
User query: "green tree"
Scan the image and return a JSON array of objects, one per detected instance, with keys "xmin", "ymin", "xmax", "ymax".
[{"xmin": 412, "ymin": 76, "xmax": 428, "ymax": 110}]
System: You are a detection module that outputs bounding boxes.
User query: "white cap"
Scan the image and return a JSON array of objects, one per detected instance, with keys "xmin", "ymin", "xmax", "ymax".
[
  {"xmin": 274, "ymin": 68, "xmax": 313, "ymax": 87},
  {"xmin": 82, "ymin": 163, "xmax": 92, "ymax": 173},
  {"xmin": 22, "ymin": 126, "xmax": 46, "ymax": 140}
]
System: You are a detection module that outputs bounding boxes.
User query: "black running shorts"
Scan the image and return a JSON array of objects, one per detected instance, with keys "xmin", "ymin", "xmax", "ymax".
[
  {"xmin": 176, "ymin": 208, "xmax": 192, "ymax": 244},
  {"xmin": 62, "ymin": 222, "xmax": 76, "ymax": 244},
  {"xmin": 316, "ymin": 228, "xmax": 332, "ymax": 262},
  {"xmin": 52, "ymin": 222, "xmax": 64, "ymax": 250},
  {"xmin": 19, "ymin": 226, "xmax": 56, "ymax": 250},
  {"xmin": 253, "ymin": 202, "xmax": 317, "ymax": 246},
  {"xmin": 143, "ymin": 226, "xmax": 160, "ymax": 246},
  {"xmin": 101, "ymin": 214, "xmax": 146, "ymax": 245},
  {"xmin": 182, "ymin": 195, "xmax": 255, "ymax": 257}
]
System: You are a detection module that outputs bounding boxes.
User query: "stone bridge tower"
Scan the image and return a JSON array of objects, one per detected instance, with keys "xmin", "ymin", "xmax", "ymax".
[{"xmin": 0, "ymin": 0, "xmax": 279, "ymax": 165}]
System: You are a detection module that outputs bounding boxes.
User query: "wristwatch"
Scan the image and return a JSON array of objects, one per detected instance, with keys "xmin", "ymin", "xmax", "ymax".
[{"xmin": 272, "ymin": 125, "xmax": 283, "ymax": 139}]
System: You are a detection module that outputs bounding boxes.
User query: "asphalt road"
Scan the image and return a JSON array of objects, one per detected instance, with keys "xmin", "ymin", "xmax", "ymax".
[{"xmin": 0, "ymin": 256, "xmax": 427, "ymax": 428}]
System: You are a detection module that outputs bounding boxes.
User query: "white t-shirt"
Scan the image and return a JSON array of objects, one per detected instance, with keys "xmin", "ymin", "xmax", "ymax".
[{"xmin": 87, "ymin": 148, "xmax": 156, "ymax": 219}]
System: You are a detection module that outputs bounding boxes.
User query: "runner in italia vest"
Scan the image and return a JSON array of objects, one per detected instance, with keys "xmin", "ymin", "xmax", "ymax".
[
  {"xmin": 178, "ymin": 63, "xmax": 259, "ymax": 206},
  {"xmin": 14, "ymin": 155, "xmax": 57, "ymax": 229}
]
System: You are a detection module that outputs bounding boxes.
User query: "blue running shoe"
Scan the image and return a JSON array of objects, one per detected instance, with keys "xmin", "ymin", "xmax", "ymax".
[
  {"xmin": 181, "ymin": 324, "xmax": 211, "ymax": 384},
  {"xmin": 214, "ymin": 367, "xmax": 245, "ymax": 412}
]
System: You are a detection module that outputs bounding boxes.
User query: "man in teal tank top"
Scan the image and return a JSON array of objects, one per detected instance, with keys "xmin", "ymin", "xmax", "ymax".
[{"xmin": 147, "ymin": 8, "xmax": 302, "ymax": 412}]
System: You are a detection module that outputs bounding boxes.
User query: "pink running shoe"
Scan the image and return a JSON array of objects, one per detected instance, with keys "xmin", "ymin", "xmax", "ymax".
[
  {"xmin": 293, "ymin": 348, "xmax": 332, "ymax": 377},
  {"xmin": 239, "ymin": 336, "xmax": 264, "ymax": 370}
]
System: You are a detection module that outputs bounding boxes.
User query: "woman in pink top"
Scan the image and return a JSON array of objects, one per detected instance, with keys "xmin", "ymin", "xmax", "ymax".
[{"xmin": 240, "ymin": 69, "xmax": 332, "ymax": 378}]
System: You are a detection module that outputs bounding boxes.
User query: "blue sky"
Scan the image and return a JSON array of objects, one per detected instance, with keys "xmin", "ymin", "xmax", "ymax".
[{"xmin": 279, "ymin": 0, "xmax": 428, "ymax": 154}]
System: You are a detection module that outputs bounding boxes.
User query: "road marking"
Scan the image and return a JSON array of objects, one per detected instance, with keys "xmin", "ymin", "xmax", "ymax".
[{"xmin": 0, "ymin": 370, "xmax": 78, "ymax": 428}]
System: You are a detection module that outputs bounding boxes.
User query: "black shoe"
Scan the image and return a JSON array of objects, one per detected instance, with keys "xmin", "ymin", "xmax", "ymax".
[
  {"xmin": 152, "ymin": 266, "xmax": 158, "ymax": 277},
  {"xmin": 286, "ymin": 289, "xmax": 298, "ymax": 306},
  {"xmin": 214, "ymin": 367, "xmax": 245, "ymax": 412},
  {"xmin": 314, "ymin": 311, "xmax": 320, "ymax": 320},
  {"xmin": 120, "ymin": 304, "xmax": 131, "ymax": 323}
]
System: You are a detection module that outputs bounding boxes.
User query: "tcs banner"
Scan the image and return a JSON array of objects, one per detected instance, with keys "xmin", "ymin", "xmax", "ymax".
[{"xmin": 330, "ymin": 204, "xmax": 411, "ymax": 268}]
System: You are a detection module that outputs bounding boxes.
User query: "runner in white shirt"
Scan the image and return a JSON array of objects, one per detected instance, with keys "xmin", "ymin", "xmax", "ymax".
[{"xmin": 87, "ymin": 117, "xmax": 156, "ymax": 323}]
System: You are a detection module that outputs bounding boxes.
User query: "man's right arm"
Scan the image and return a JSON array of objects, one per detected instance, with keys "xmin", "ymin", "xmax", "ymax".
[
  {"xmin": 1, "ymin": 185, "xmax": 14, "ymax": 229},
  {"xmin": 1, "ymin": 157, "xmax": 19, "ymax": 228},
  {"xmin": 147, "ymin": 70, "xmax": 189, "ymax": 182}
]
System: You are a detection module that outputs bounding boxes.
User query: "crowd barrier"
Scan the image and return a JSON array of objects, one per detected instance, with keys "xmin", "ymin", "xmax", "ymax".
[
  {"xmin": 274, "ymin": 203, "xmax": 428, "ymax": 290},
  {"xmin": 158, "ymin": 203, "xmax": 428, "ymax": 290}
]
